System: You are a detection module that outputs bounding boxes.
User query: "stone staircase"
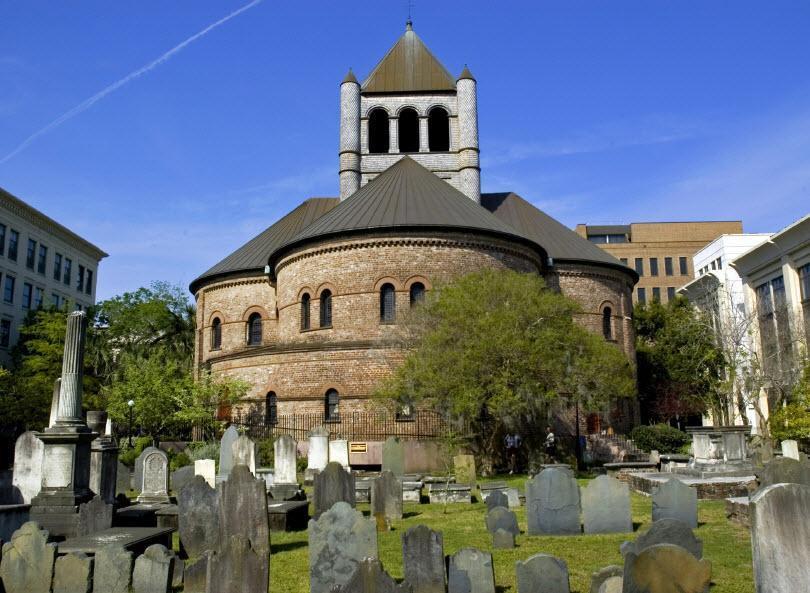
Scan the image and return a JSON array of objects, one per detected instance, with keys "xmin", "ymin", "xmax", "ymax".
[{"xmin": 587, "ymin": 433, "xmax": 648, "ymax": 463}]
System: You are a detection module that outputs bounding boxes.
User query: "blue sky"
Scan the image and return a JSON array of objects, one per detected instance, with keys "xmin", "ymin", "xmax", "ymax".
[{"xmin": 2, "ymin": 1, "xmax": 809, "ymax": 300}]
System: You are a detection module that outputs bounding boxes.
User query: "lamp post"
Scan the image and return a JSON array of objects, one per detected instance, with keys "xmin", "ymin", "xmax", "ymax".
[{"xmin": 127, "ymin": 399, "xmax": 134, "ymax": 447}]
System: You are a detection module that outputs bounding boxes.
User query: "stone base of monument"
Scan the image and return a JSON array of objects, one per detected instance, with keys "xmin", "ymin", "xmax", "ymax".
[
  {"xmin": 660, "ymin": 454, "xmax": 691, "ymax": 473},
  {"xmin": 402, "ymin": 481, "xmax": 423, "ymax": 503},
  {"xmin": 267, "ymin": 500, "xmax": 309, "ymax": 532},
  {"xmin": 479, "ymin": 481, "xmax": 508, "ymax": 500},
  {"xmin": 0, "ymin": 503, "xmax": 30, "ymax": 541},
  {"xmin": 155, "ymin": 505, "xmax": 179, "ymax": 530},
  {"xmin": 725, "ymin": 496, "xmax": 751, "ymax": 527},
  {"xmin": 427, "ymin": 484, "xmax": 472, "ymax": 503},
  {"xmin": 268, "ymin": 483, "xmax": 304, "ymax": 501},
  {"xmin": 629, "ymin": 472, "xmax": 756, "ymax": 500}
]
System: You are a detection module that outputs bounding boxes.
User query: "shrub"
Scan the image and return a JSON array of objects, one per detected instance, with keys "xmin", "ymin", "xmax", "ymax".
[
  {"xmin": 257, "ymin": 438, "xmax": 274, "ymax": 467},
  {"xmin": 630, "ymin": 423, "xmax": 690, "ymax": 453},
  {"xmin": 169, "ymin": 451, "xmax": 191, "ymax": 471},
  {"xmin": 186, "ymin": 441, "xmax": 220, "ymax": 471},
  {"xmin": 118, "ymin": 435, "xmax": 153, "ymax": 467},
  {"xmin": 296, "ymin": 457, "xmax": 307, "ymax": 474},
  {"xmin": 769, "ymin": 403, "xmax": 810, "ymax": 449}
]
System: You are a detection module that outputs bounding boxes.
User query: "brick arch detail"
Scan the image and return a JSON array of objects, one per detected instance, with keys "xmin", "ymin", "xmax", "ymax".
[
  {"xmin": 207, "ymin": 310, "xmax": 225, "ymax": 326},
  {"xmin": 364, "ymin": 104, "xmax": 392, "ymax": 118},
  {"xmin": 598, "ymin": 300, "xmax": 616, "ymax": 314},
  {"xmin": 395, "ymin": 104, "xmax": 422, "ymax": 117},
  {"xmin": 297, "ymin": 286, "xmax": 315, "ymax": 301},
  {"xmin": 374, "ymin": 276, "xmax": 404, "ymax": 292},
  {"xmin": 403, "ymin": 275, "xmax": 432, "ymax": 291},
  {"xmin": 242, "ymin": 305, "xmax": 270, "ymax": 322},
  {"xmin": 316, "ymin": 282, "xmax": 338, "ymax": 298},
  {"xmin": 426, "ymin": 103, "xmax": 452, "ymax": 117}
]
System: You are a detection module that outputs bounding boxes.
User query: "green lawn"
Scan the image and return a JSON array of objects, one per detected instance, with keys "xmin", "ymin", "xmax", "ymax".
[{"xmin": 269, "ymin": 476, "xmax": 754, "ymax": 593}]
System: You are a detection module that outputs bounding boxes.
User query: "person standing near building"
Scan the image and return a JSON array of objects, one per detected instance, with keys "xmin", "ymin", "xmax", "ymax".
[
  {"xmin": 504, "ymin": 433, "xmax": 522, "ymax": 474},
  {"xmin": 544, "ymin": 426, "xmax": 556, "ymax": 463}
]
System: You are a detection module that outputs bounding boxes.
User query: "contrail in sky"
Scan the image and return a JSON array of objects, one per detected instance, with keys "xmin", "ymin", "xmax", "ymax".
[{"xmin": 0, "ymin": 0, "xmax": 263, "ymax": 165}]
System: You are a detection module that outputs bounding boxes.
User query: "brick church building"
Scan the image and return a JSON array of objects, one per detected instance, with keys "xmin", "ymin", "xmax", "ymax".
[{"xmin": 190, "ymin": 23, "xmax": 638, "ymax": 433}]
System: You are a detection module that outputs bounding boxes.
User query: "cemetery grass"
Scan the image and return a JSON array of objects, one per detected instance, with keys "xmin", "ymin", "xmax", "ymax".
[{"xmin": 268, "ymin": 479, "xmax": 754, "ymax": 593}]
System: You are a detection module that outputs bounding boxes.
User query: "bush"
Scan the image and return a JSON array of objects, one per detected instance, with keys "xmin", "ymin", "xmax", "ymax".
[
  {"xmin": 296, "ymin": 457, "xmax": 307, "ymax": 474},
  {"xmin": 630, "ymin": 423, "xmax": 690, "ymax": 454},
  {"xmin": 118, "ymin": 435, "xmax": 153, "ymax": 467},
  {"xmin": 769, "ymin": 403, "xmax": 810, "ymax": 449},
  {"xmin": 257, "ymin": 438, "xmax": 274, "ymax": 467},
  {"xmin": 169, "ymin": 451, "xmax": 191, "ymax": 471},
  {"xmin": 186, "ymin": 441, "xmax": 220, "ymax": 471}
]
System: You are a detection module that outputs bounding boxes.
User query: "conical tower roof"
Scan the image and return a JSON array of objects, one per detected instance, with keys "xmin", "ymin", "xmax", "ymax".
[{"xmin": 362, "ymin": 23, "xmax": 456, "ymax": 93}]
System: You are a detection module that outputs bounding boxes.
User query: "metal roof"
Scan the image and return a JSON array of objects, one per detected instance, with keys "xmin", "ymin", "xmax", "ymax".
[{"xmin": 361, "ymin": 23, "xmax": 456, "ymax": 93}]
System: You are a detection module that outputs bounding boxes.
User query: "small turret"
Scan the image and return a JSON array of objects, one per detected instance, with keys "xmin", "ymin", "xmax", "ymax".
[
  {"xmin": 456, "ymin": 65, "xmax": 480, "ymax": 203},
  {"xmin": 339, "ymin": 68, "xmax": 361, "ymax": 200}
]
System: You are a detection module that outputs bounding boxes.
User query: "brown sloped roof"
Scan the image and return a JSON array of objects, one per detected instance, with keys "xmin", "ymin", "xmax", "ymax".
[{"xmin": 362, "ymin": 24, "xmax": 456, "ymax": 93}]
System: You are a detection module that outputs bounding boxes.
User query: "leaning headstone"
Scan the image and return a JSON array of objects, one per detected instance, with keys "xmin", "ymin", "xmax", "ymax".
[
  {"xmin": 135, "ymin": 447, "xmax": 170, "ymax": 504},
  {"xmin": 750, "ymin": 482, "xmax": 810, "ymax": 592},
  {"xmin": 305, "ymin": 426, "xmax": 330, "ymax": 484},
  {"xmin": 371, "ymin": 470, "xmax": 403, "ymax": 526},
  {"xmin": 582, "ymin": 475, "xmax": 632, "ymax": 534},
  {"xmin": 313, "ymin": 461, "xmax": 356, "ymax": 517},
  {"xmin": 589, "ymin": 565, "xmax": 622, "ymax": 593},
  {"xmin": 492, "ymin": 528, "xmax": 515, "ymax": 549},
  {"xmin": 53, "ymin": 552, "xmax": 93, "ymax": 593},
  {"xmin": 231, "ymin": 435, "xmax": 257, "ymax": 475},
  {"xmin": 485, "ymin": 506, "xmax": 519, "ymax": 535},
  {"xmin": 11, "ymin": 431, "xmax": 44, "ymax": 503},
  {"xmin": 274, "ymin": 435, "xmax": 298, "ymax": 484},
  {"xmin": 526, "ymin": 467, "xmax": 581, "ymax": 535},
  {"xmin": 308, "ymin": 501, "xmax": 377, "ymax": 593},
  {"xmin": 651, "ymin": 478, "xmax": 697, "ymax": 528},
  {"xmin": 620, "ymin": 518, "xmax": 703, "ymax": 559},
  {"xmin": 453, "ymin": 455, "xmax": 476, "ymax": 487},
  {"xmin": 116, "ymin": 461, "xmax": 130, "ymax": 495},
  {"xmin": 171, "ymin": 465, "xmax": 195, "ymax": 494},
  {"xmin": 622, "ymin": 543, "xmax": 710, "ymax": 593},
  {"xmin": 382, "ymin": 437, "xmax": 405, "ymax": 477},
  {"xmin": 402, "ymin": 525, "xmax": 445, "ymax": 593},
  {"xmin": 178, "ymin": 475, "xmax": 220, "ymax": 558},
  {"xmin": 447, "ymin": 548, "xmax": 494, "ymax": 593},
  {"xmin": 93, "ymin": 546, "xmax": 133, "ymax": 593},
  {"xmin": 781, "ymin": 439, "xmax": 800, "ymax": 460},
  {"xmin": 218, "ymin": 425, "xmax": 239, "ymax": 481},
  {"xmin": 194, "ymin": 458, "xmax": 216, "ymax": 488},
  {"xmin": 0, "ymin": 522, "xmax": 57, "ymax": 593},
  {"xmin": 515, "ymin": 553, "xmax": 569, "ymax": 593},
  {"xmin": 756, "ymin": 456, "xmax": 810, "ymax": 489},
  {"xmin": 485, "ymin": 490, "xmax": 508, "ymax": 511},
  {"xmin": 333, "ymin": 558, "xmax": 411, "ymax": 593},
  {"xmin": 132, "ymin": 544, "xmax": 174, "ymax": 593},
  {"xmin": 208, "ymin": 534, "xmax": 268, "ymax": 593},
  {"xmin": 329, "ymin": 439, "xmax": 350, "ymax": 469},
  {"xmin": 77, "ymin": 494, "xmax": 113, "ymax": 536}
]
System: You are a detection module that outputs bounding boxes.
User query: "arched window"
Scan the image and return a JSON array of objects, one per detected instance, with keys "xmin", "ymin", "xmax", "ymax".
[
  {"xmin": 409, "ymin": 282, "xmax": 425, "ymax": 307},
  {"xmin": 211, "ymin": 317, "xmax": 222, "ymax": 350},
  {"xmin": 325, "ymin": 389, "xmax": 340, "ymax": 422},
  {"xmin": 602, "ymin": 307, "xmax": 613, "ymax": 340},
  {"xmin": 266, "ymin": 391, "xmax": 277, "ymax": 425},
  {"xmin": 398, "ymin": 108, "xmax": 419, "ymax": 153},
  {"xmin": 380, "ymin": 283, "xmax": 396, "ymax": 323},
  {"xmin": 428, "ymin": 106, "xmax": 450, "ymax": 151},
  {"xmin": 368, "ymin": 108, "xmax": 389, "ymax": 154},
  {"xmin": 320, "ymin": 289, "xmax": 332, "ymax": 327},
  {"xmin": 301, "ymin": 293, "xmax": 311, "ymax": 330},
  {"xmin": 247, "ymin": 313, "xmax": 262, "ymax": 346}
]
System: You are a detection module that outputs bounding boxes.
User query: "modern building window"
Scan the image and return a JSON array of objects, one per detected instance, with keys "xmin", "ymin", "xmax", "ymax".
[
  {"xmin": 211, "ymin": 318, "xmax": 222, "ymax": 350},
  {"xmin": 8, "ymin": 230, "xmax": 18, "ymax": 261},
  {"xmin": 602, "ymin": 307, "xmax": 612, "ymax": 340},
  {"xmin": 85, "ymin": 269, "xmax": 93, "ymax": 295},
  {"xmin": 665, "ymin": 257, "xmax": 673, "ymax": 276},
  {"xmin": 300, "ymin": 293, "xmax": 311, "ymax": 330},
  {"xmin": 319, "ymin": 289, "xmax": 332, "ymax": 327},
  {"xmin": 398, "ymin": 108, "xmax": 419, "ymax": 153},
  {"xmin": 409, "ymin": 282, "xmax": 425, "ymax": 306},
  {"xmin": 246, "ymin": 313, "xmax": 262, "ymax": 346},
  {"xmin": 667, "ymin": 287, "xmax": 676, "ymax": 302},
  {"xmin": 368, "ymin": 108, "xmax": 390, "ymax": 154},
  {"xmin": 325, "ymin": 389, "xmax": 340, "ymax": 422},
  {"xmin": 800, "ymin": 263, "xmax": 810, "ymax": 301},
  {"xmin": 64, "ymin": 258, "xmax": 72, "ymax": 286},
  {"xmin": 635, "ymin": 258, "xmax": 644, "ymax": 276},
  {"xmin": 0, "ymin": 319, "xmax": 10, "ymax": 347},
  {"xmin": 380, "ymin": 283, "xmax": 396, "ymax": 322},
  {"xmin": 637, "ymin": 287, "xmax": 646, "ymax": 304},
  {"xmin": 54, "ymin": 253, "xmax": 62, "ymax": 281},
  {"xmin": 33, "ymin": 287, "xmax": 43, "ymax": 309},
  {"xmin": 26, "ymin": 239, "xmax": 36, "ymax": 269},
  {"xmin": 427, "ymin": 106, "xmax": 450, "ymax": 151},
  {"xmin": 650, "ymin": 258, "xmax": 659, "ymax": 276},
  {"xmin": 620, "ymin": 258, "xmax": 628, "ymax": 266},
  {"xmin": 0, "ymin": 224, "xmax": 5, "ymax": 256},
  {"xmin": 22, "ymin": 283, "xmax": 32, "ymax": 309},
  {"xmin": 588, "ymin": 234, "xmax": 627, "ymax": 244},
  {"xmin": 37, "ymin": 245, "xmax": 47, "ymax": 274},
  {"xmin": 710, "ymin": 260, "xmax": 716, "ymax": 271},
  {"xmin": 679, "ymin": 256, "xmax": 688, "ymax": 275},
  {"xmin": 51, "ymin": 293, "xmax": 60, "ymax": 309},
  {"xmin": 77, "ymin": 265, "xmax": 85, "ymax": 292},
  {"xmin": 715, "ymin": 257, "xmax": 722, "ymax": 270},
  {"xmin": 266, "ymin": 392, "xmax": 278, "ymax": 425},
  {"xmin": 3, "ymin": 276, "xmax": 14, "ymax": 304},
  {"xmin": 652, "ymin": 287, "xmax": 661, "ymax": 302}
]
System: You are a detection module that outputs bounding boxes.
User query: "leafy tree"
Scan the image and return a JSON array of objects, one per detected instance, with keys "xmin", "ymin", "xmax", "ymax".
[{"xmin": 375, "ymin": 269, "xmax": 635, "ymax": 467}]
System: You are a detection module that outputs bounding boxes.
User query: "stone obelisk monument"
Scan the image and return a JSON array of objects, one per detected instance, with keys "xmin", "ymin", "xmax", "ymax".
[{"xmin": 30, "ymin": 311, "xmax": 98, "ymax": 537}]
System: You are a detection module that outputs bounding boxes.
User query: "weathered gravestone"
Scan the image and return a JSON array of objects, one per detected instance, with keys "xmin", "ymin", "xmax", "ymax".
[
  {"xmin": 183, "ymin": 551, "xmax": 211, "ymax": 593},
  {"xmin": 88, "ymin": 410, "xmax": 118, "ymax": 505},
  {"xmin": 453, "ymin": 455, "xmax": 476, "ymax": 487},
  {"xmin": 178, "ymin": 475, "xmax": 220, "ymax": 558},
  {"xmin": 194, "ymin": 459, "xmax": 216, "ymax": 488},
  {"xmin": 329, "ymin": 439, "xmax": 350, "ymax": 469},
  {"xmin": 402, "ymin": 525, "xmax": 444, "ymax": 593},
  {"xmin": 620, "ymin": 518, "xmax": 703, "ymax": 559},
  {"xmin": 132, "ymin": 543, "xmax": 174, "ymax": 593},
  {"xmin": 313, "ymin": 461, "xmax": 356, "ymax": 517},
  {"xmin": 218, "ymin": 425, "xmax": 239, "ymax": 481},
  {"xmin": 597, "ymin": 576, "xmax": 622, "ymax": 593},
  {"xmin": 526, "ymin": 468, "xmax": 581, "ymax": 535},
  {"xmin": 485, "ymin": 490, "xmax": 508, "ymax": 511},
  {"xmin": 589, "ymin": 565, "xmax": 622, "ymax": 593},
  {"xmin": 309, "ymin": 501, "xmax": 377, "ymax": 593},
  {"xmin": 209, "ymin": 534, "xmax": 267, "ymax": 593},
  {"xmin": 305, "ymin": 426, "xmax": 330, "ymax": 484},
  {"xmin": 750, "ymin": 482, "xmax": 810, "ymax": 593},
  {"xmin": 651, "ymin": 478, "xmax": 697, "ymax": 528},
  {"xmin": 92, "ymin": 546, "xmax": 133, "ymax": 593},
  {"xmin": 11, "ymin": 431, "xmax": 44, "ymax": 503},
  {"xmin": 485, "ymin": 506, "xmax": 519, "ymax": 536},
  {"xmin": 448, "ymin": 548, "xmax": 495, "ymax": 593},
  {"xmin": 371, "ymin": 470, "xmax": 403, "ymax": 526},
  {"xmin": 756, "ymin": 456, "xmax": 810, "ymax": 489},
  {"xmin": 53, "ymin": 552, "xmax": 93, "ymax": 593},
  {"xmin": 781, "ymin": 439, "xmax": 800, "ymax": 461},
  {"xmin": 0, "ymin": 522, "xmax": 57, "ymax": 593},
  {"xmin": 171, "ymin": 465, "xmax": 195, "ymax": 494},
  {"xmin": 622, "ymin": 543, "xmax": 711, "ymax": 593},
  {"xmin": 135, "ymin": 447, "xmax": 170, "ymax": 504},
  {"xmin": 382, "ymin": 437, "xmax": 405, "ymax": 477},
  {"xmin": 274, "ymin": 435, "xmax": 298, "ymax": 484},
  {"xmin": 505, "ymin": 487, "xmax": 521, "ymax": 508},
  {"xmin": 232, "ymin": 435, "xmax": 257, "ymax": 475},
  {"xmin": 515, "ymin": 553, "xmax": 569, "ymax": 593},
  {"xmin": 116, "ymin": 461, "xmax": 130, "ymax": 495},
  {"xmin": 77, "ymin": 494, "xmax": 112, "ymax": 536},
  {"xmin": 332, "ymin": 558, "xmax": 411, "ymax": 593},
  {"xmin": 582, "ymin": 475, "xmax": 632, "ymax": 534},
  {"xmin": 492, "ymin": 528, "xmax": 515, "ymax": 549}
]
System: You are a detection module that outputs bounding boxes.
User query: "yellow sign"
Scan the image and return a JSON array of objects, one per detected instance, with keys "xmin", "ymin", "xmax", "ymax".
[{"xmin": 350, "ymin": 442, "xmax": 367, "ymax": 453}]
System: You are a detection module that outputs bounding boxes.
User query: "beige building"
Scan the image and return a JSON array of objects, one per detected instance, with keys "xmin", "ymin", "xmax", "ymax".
[
  {"xmin": 575, "ymin": 221, "xmax": 743, "ymax": 304},
  {"xmin": 0, "ymin": 187, "xmax": 107, "ymax": 365}
]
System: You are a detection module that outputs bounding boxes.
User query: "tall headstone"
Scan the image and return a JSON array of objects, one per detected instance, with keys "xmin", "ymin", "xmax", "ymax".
[
  {"xmin": 231, "ymin": 435, "xmax": 256, "ymax": 475},
  {"xmin": 11, "ymin": 431, "xmax": 44, "ymax": 503},
  {"xmin": 313, "ymin": 461, "xmax": 356, "ymax": 517},
  {"xmin": 329, "ymin": 439, "xmax": 350, "ymax": 469},
  {"xmin": 183, "ymin": 552, "xmax": 211, "ymax": 593},
  {"xmin": 30, "ymin": 312, "xmax": 98, "ymax": 538},
  {"xmin": 371, "ymin": 470, "xmax": 403, "ymax": 526},
  {"xmin": 87, "ymin": 410, "xmax": 119, "ymax": 505},
  {"xmin": 194, "ymin": 459, "xmax": 216, "ymax": 488},
  {"xmin": 0, "ymin": 522, "xmax": 56, "ymax": 593},
  {"xmin": 170, "ymin": 465, "xmax": 195, "ymax": 494},
  {"xmin": 582, "ymin": 475, "xmax": 632, "ymax": 534},
  {"xmin": 218, "ymin": 425, "xmax": 239, "ymax": 482},
  {"xmin": 53, "ymin": 552, "xmax": 93, "ymax": 593},
  {"xmin": 115, "ymin": 461, "xmax": 131, "ymax": 495},
  {"xmin": 622, "ymin": 544, "xmax": 711, "ymax": 593},
  {"xmin": 485, "ymin": 506, "xmax": 519, "ymax": 536},
  {"xmin": 515, "ymin": 553, "xmax": 569, "ymax": 593},
  {"xmin": 402, "ymin": 525, "xmax": 445, "ymax": 593},
  {"xmin": 209, "ymin": 534, "xmax": 269, "ymax": 593},
  {"xmin": 750, "ymin": 482, "xmax": 810, "ymax": 592},
  {"xmin": 274, "ymin": 435, "xmax": 298, "ymax": 484},
  {"xmin": 492, "ymin": 528, "xmax": 515, "ymax": 549},
  {"xmin": 93, "ymin": 546, "xmax": 133, "ymax": 593},
  {"xmin": 305, "ymin": 426, "xmax": 330, "ymax": 484},
  {"xmin": 308, "ymin": 501, "xmax": 377, "ymax": 593},
  {"xmin": 526, "ymin": 467, "xmax": 581, "ymax": 535},
  {"xmin": 781, "ymin": 439, "xmax": 800, "ymax": 461},
  {"xmin": 382, "ymin": 437, "xmax": 405, "ymax": 477},
  {"xmin": 453, "ymin": 455, "xmax": 476, "ymax": 487},
  {"xmin": 334, "ymin": 558, "xmax": 411, "ymax": 593},
  {"xmin": 135, "ymin": 447, "xmax": 170, "ymax": 504},
  {"xmin": 178, "ymin": 475, "xmax": 220, "ymax": 559},
  {"xmin": 132, "ymin": 544, "xmax": 174, "ymax": 593},
  {"xmin": 620, "ymin": 518, "xmax": 703, "ymax": 560},
  {"xmin": 447, "ymin": 548, "xmax": 495, "ymax": 593},
  {"xmin": 651, "ymin": 478, "xmax": 697, "ymax": 528}
]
